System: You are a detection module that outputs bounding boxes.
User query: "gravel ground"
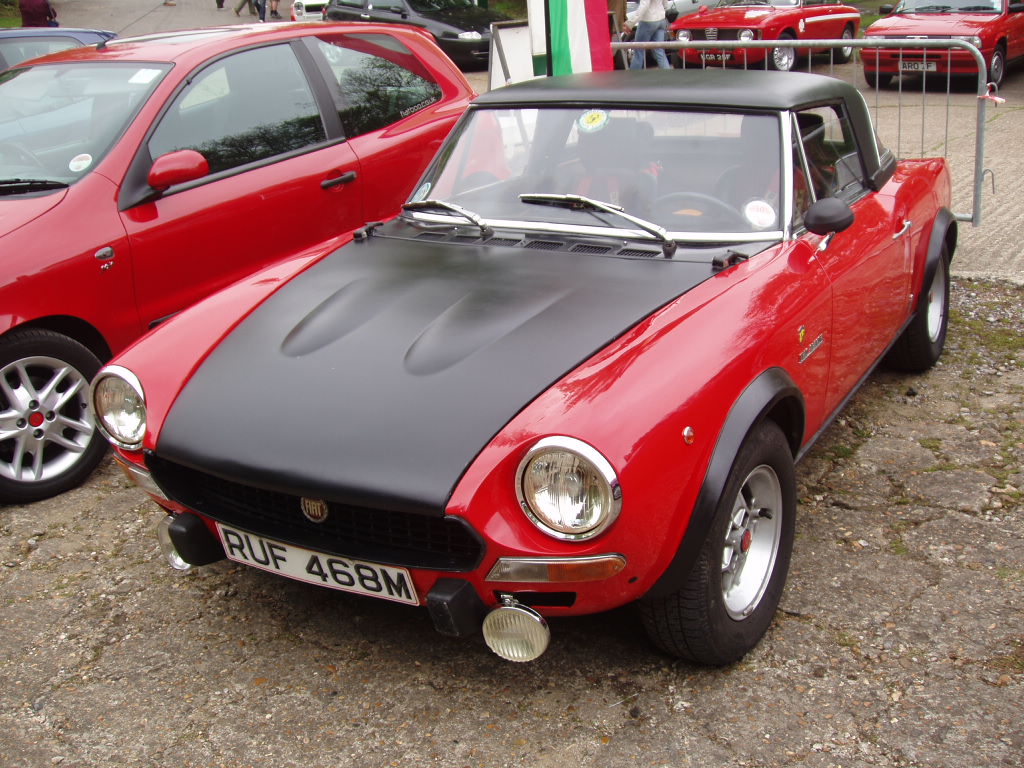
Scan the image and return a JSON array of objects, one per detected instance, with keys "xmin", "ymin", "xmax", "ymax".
[{"xmin": 1, "ymin": 277, "xmax": 1021, "ymax": 768}]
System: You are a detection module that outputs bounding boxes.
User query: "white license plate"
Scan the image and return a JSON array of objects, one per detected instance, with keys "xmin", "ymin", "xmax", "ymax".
[
  {"xmin": 215, "ymin": 523, "xmax": 418, "ymax": 605},
  {"xmin": 900, "ymin": 61, "xmax": 937, "ymax": 72},
  {"xmin": 700, "ymin": 52, "xmax": 732, "ymax": 61}
]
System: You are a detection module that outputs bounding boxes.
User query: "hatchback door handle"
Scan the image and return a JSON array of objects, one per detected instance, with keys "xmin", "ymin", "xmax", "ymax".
[
  {"xmin": 95, "ymin": 246, "xmax": 115, "ymax": 270},
  {"xmin": 892, "ymin": 220, "xmax": 912, "ymax": 240},
  {"xmin": 321, "ymin": 170, "xmax": 357, "ymax": 190}
]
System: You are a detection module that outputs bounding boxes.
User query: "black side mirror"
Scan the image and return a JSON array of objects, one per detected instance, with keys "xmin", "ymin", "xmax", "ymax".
[
  {"xmin": 804, "ymin": 197, "xmax": 854, "ymax": 236},
  {"xmin": 879, "ymin": 3, "xmax": 895, "ymax": 13}
]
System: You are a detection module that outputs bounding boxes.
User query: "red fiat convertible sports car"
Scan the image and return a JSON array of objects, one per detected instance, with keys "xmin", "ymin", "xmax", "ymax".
[
  {"xmin": 670, "ymin": 0, "xmax": 861, "ymax": 71},
  {"xmin": 863, "ymin": 0, "xmax": 1024, "ymax": 88},
  {"xmin": 0, "ymin": 24, "xmax": 473, "ymax": 504},
  {"xmin": 93, "ymin": 70, "xmax": 956, "ymax": 664}
]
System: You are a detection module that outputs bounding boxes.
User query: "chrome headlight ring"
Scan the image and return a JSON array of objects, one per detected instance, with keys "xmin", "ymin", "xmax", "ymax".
[
  {"xmin": 516, "ymin": 436, "xmax": 622, "ymax": 541},
  {"xmin": 90, "ymin": 365, "xmax": 147, "ymax": 450}
]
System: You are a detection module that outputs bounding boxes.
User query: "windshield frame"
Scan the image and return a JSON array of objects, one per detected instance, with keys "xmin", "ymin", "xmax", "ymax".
[{"xmin": 404, "ymin": 103, "xmax": 792, "ymax": 246}]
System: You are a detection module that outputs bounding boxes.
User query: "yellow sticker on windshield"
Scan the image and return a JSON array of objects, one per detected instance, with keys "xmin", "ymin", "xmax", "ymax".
[{"xmin": 578, "ymin": 109, "xmax": 610, "ymax": 133}]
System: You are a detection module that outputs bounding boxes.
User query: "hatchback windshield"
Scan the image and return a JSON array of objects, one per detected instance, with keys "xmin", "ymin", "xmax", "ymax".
[
  {"xmin": 0, "ymin": 62, "xmax": 170, "ymax": 185},
  {"xmin": 411, "ymin": 106, "xmax": 784, "ymax": 238},
  {"xmin": 896, "ymin": 0, "xmax": 1000, "ymax": 10}
]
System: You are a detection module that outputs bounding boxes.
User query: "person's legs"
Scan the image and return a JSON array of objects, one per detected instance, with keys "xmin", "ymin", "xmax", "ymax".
[
  {"xmin": 652, "ymin": 23, "xmax": 671, "ymax": 69},
  {"xmin": 630, "ymin": 20, "xmax": 660, "ymax": 70}
]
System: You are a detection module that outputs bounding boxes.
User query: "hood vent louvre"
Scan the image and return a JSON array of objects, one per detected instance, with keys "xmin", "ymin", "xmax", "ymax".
[{"xmin": 524, "ymin": 240, "xmax": 564, "ymax": 251}]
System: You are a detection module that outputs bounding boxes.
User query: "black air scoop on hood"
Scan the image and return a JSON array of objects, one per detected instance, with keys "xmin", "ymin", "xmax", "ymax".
[{"xmin": 155, "ymin": 236, "xmax": 716, "ymax": 516}]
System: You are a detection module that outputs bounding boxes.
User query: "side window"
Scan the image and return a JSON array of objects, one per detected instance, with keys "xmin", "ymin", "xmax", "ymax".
[
  {"xmin": 148, "ymin": 44, "xmax": 326, "ymax": 175},
  {"xmin": 315, "ymin": 33, "xmax": 442, "ymax": 138},
  {"xmin": 337, "ymin": 0, "xmax": 363, "ymax": 6},
  {"xmin": 373, "ymin": 0, "xmax": 405, "ymax": 11},
  {"xmin": 794, "ymin": 105, "xmax": 866, "ymax": 205}
]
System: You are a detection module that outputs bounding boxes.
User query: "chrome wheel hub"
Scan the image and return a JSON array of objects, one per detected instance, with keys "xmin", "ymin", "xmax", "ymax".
[
  {"xmin": 926, "ymin": 259, "xmax": 947, "ymax": 343},
  {"xmin": 0, "ymin": 355, "xmax": 94, "ymax": 484},
  {"xmin": 721, "ymin": 464, "xmax": 783, "ymax": 620}
]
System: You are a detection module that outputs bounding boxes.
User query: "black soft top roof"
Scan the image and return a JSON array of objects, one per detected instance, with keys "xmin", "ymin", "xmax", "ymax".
[
  {"xmin": 477, "ymin": 69, "xmax": 856, "ymax": 111},
  {"xmin": 474, "ymin": 69, "xmax": 893, "ymax": 189}
]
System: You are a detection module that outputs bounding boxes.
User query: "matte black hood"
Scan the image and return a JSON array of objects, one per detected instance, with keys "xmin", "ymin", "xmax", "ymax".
[{"xmin": 155, "ymin": 232, "xmax": 723, "ymax": 516}]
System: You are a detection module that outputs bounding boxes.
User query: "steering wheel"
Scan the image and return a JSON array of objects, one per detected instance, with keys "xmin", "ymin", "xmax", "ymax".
[
  {"xmin": 654, "ymin": 191, "xmax": 746, "ymax": 228},
  {"xmin": 0, "ymin": 141, "xmax": 45, "ymax": 171}
]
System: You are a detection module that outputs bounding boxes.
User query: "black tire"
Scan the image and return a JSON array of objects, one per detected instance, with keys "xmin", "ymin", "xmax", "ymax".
[
  {"xmin": 768, "ymin": 32, "xmax": 797, "ymax": 72},
  {"xmin": 639, "ymin": 421, "xmax": 796, "ymax": 665},
  {"xmin": 834, "ymin": 25, "xmax": 855, "ymax": 64},
  {"xmin": 988, "ymin": 45, "xmax": 1006, "ymax": 87},
  {"xmin": 0, "ymin": 329, "xmax": 108, "ymax": 504},
  {"xmin": 864, "ymin": 71, "xmax": 892, "ymax": 89},
  {"xmin": 885, "ymin": 245, "xmax": 951, "ymax": 373}
]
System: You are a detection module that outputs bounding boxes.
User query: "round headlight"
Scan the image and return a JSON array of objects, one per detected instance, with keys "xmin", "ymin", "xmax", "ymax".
[
  {"xmin": 676, "ymin": 29, "xmax": 692, "ymax": 41},
  {"xmin": 91, "ymin": 366, "xmax": 147, "ymax": 450},
  {"xmin": 516, "ymin": 437, "xmax": 621, "ymax": 541},
  {"xmin": 739, "ymin": 28, "xmax": 755, "ymax": 42}
]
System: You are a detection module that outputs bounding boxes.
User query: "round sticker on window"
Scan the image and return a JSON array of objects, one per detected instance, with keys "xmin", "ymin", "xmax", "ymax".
[
  {"xmin": 68, "ymin": 154, "xmax": 93, "ymax": 173},
  {"xmin": 411, "ymin": 182, "xmax": 431, "ymax": 202},
  {"xmin": 744, "ymin": 199, "xmax": 776, "ymax": 230},
  {"xmin": 578, "ymin": 109, "xmax": 610, "ymax": 133}
]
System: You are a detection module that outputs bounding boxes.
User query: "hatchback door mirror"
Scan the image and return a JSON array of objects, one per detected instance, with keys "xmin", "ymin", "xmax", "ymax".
[{"xmin": 148, "ymin": 149, "xmax": 210, "ymax": 192}]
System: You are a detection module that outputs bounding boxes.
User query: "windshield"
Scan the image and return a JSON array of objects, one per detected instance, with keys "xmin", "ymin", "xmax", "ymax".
[
  {"xmin": 410, "ymin": 106, "xmax": 784, "ymax": 239},
  {"xmin": 0, "ymin": 62, "xmax": 170, "ymax": 185},
  {"xmin": 408, "ymin": 0, "xmax": 477, "ymax": 12},
  {"xmin": 895, "ymin": 0, "xmax": 1000, "ymax": 11}
]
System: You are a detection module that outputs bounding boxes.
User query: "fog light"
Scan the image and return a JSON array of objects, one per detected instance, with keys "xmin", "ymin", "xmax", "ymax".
[
  {"xmin": 156, "ymin": 515, "xmax": 192, "ymax": 571},
  {"xmin": 482, "ymin": 596, "xmax": 550, "ymax": 662}
]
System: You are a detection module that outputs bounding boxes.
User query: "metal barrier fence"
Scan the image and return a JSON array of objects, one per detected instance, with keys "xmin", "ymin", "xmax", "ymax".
[{"xmin": 612, "ymin": 38, "xmax": 995, "ymax": 227}]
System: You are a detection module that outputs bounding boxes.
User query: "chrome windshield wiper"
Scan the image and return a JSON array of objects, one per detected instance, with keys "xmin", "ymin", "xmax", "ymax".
[
  {"xmin": 0, "ymin": 178, "xmax": 68, "ymax": 194},
  {"xmin": 402, "ymin": 198, "xmax": 493, "ymax": 237},
  {"xmin": 519, "ymin": 192, "xmax": 677, "ymax": 258}
]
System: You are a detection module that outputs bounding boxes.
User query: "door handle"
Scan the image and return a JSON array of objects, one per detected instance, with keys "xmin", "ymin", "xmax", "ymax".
[
  {"xmin": 95, "ymin": 246, "xmax": 115, "ymax": 271},
  {"xmin": 359, "ymin": 13, "xmax": 370, "ymax": 18},
  {"xmin": 321, "ymin": 170, "xmax": 357, "ymax": 190},
  {"xmin": 892, "ymin": 220, "xmax": 912, "ymax": 240}
]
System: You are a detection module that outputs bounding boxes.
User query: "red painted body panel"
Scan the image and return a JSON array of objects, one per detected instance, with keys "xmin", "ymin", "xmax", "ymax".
[
  {"xmin": 863, "ymin": 4, "xmax": 1024, "ymax": 77},
  {"xmin": 112, "ymin": 152, "xmax": 952, "ymax": 616},
  {"xmin": 0, "ymin": 23, "xmax": 474, "ymax": 362},
  {"xmin": 103, "ymin": 74, "xmax": 953, "ymax": 626},
  {"xmin": 671, "ymin": 0, "xmax": 861, "ymax": 66}
]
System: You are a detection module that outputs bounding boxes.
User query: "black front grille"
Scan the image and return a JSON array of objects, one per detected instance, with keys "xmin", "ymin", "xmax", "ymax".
[{"xmin": 147, "ymin": 456, "xmax": 484, "ymax": 571}]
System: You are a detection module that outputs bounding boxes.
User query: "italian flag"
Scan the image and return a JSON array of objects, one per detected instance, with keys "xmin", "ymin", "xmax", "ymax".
[{"xmin": 528, "ymin": 0, "xmax": 613, "ymax": 75}]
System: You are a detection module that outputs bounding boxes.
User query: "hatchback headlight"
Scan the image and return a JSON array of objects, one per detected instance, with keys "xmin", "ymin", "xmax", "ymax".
[
  {"xmin": 91, "ymin": 366, "xmax": 147, "ymax": 450},
  {"xmin": 738, "ymin": 28, "xmax": 756, "ymax": 41},
  {"xmin": 676, "ymin": 29, "xmax": 692, "ymax": 41},
  {"xmin": 951, "ymin": 35, "xmax": 982, "ymax": 48},
  {"xmin": 516, "ymin": 437, "xmax": 621, "ymax": 541},
  {"xmin": 458, "ymin": 31, "xmax": 483, "ymax": 40}
]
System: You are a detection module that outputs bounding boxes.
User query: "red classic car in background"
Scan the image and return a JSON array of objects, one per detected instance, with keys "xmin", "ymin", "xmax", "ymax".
[
  {"xmin": 863, "ymin": 0, "xmax": 1024, "ymax": 88},
  {"xmin": 671, "ymin": 0, "xmax": 860, "ymax": 71},
  {"xmin": 93, "ymin": 69, "xmax": 957, "ymax": 665},
  {"xmin": 0, "ymin": 24, "xmax": 474, "ymax": 504}
]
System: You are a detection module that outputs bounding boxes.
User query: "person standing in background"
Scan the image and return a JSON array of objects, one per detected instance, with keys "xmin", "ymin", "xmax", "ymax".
[
  {"xmin": 623, "ymin": 0, "xmax": 672, "ymax": 69},
  {"xmin": 18, "ymin": 0, "xmax": 58, "ymax": 26}
]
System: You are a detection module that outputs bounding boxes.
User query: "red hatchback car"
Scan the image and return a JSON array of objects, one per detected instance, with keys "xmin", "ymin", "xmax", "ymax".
[
  {"xmin": 671, "ymin": 0, "xmax": 861, "ymax": 71},
  {"xmin": 0, "ymin": 24, "xmax": 474, "ymax": 504},
  {"xmin": 92, "ymin": 70, "xmax": 957, "ymax": 664},
  {"xmin": 863, "ymin": 0, "xmax": 1024, "ymax": 88}
]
